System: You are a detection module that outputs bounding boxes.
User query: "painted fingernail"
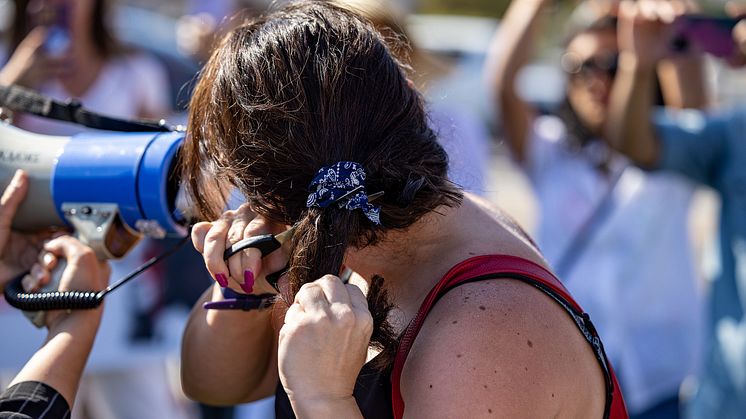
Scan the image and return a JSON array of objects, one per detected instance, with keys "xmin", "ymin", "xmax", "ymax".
[
  {"xmin": 241, "ymin": 270, "xmax": 255, "ymax": 294},
  {"xmin": 215, "ymin": 273, "xmax": 228, "ymax": 288}
]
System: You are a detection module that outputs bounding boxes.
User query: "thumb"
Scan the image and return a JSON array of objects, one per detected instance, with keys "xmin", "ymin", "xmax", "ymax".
[
  {"xmin": 0, "ymin": 170, "xmax": 29, "ymax": 255},
  {"xmin": 16, "ymin": 26, "xmax": 48, "ymax": 52}
]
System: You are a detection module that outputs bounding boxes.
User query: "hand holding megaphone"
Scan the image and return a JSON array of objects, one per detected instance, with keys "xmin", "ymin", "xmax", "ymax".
[
  {"xmin": 20, "ymin": 235, "xmax": 111, "ymax": 330},
  {"xmin": 0, "ymin": 170, "xmax": 52, "ymax": 295}
]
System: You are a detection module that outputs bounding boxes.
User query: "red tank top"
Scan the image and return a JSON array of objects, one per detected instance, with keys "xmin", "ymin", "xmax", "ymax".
[{"xmin": 391, "ymin": 254, "xmax": 629, "ymax": 419}]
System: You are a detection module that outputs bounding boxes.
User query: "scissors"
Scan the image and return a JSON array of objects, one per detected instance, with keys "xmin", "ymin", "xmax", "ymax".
[
  {"xmin": 203, "ymin": 189, "xmax": 381, "ymax": 311},
  {"xmin": 202, "ymin": 226, "xmax": 294, "ymax": 311}
]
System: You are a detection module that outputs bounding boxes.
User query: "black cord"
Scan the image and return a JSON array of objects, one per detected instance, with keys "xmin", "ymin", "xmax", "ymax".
[{"xmin": 3, "ymin": 233, "xmax": 192, "ymax": 312}]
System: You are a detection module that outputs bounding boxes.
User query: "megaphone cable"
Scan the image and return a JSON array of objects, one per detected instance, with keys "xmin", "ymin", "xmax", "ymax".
[{"xmin": 2, "ymin": 233, "xmax": 191, "ymax": 312}]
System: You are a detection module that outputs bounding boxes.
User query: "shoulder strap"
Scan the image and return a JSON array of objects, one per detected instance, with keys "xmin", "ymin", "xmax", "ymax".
[
  {"xmin": 553, "ymin": 166, "xmax": 627, "ymax": 278},
  {"xmin": 390, "ymin": 255, "xmax": 628, "ymax": 419}
]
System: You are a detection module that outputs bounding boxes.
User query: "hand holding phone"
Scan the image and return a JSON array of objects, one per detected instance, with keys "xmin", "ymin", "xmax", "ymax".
[{"xmin": 671, "ymin": 15, "xmax": 740, "ymax": 58}]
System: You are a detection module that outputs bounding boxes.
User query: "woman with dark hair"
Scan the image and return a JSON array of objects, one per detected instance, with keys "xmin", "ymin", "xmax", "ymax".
[
  {"xmin": 486, "ymin": 1, "xmax": 705, "ymax": 418},
  {"xmin": 180, "ymin": 1, "xmax": 627, "ymax": 417}
]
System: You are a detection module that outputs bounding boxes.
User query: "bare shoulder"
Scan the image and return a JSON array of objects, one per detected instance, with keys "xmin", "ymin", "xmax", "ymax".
[{"xmin": 400, "ymin": 278, "xmax": 605, "ymax": 419}]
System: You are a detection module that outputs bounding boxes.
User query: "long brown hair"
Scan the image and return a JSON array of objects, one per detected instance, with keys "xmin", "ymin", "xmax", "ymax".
[{"xmin": 181, "ymin": 0, "xmax": 462, "ymax": 367}]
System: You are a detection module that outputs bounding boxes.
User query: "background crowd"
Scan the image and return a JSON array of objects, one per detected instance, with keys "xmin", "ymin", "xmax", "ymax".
[{"xmin": 0, "ymin": 0, "xmax": 744, "ymax": 418}]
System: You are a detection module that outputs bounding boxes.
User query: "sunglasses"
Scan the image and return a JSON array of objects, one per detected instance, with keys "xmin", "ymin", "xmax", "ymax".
[{"xmin": 561, "ymin": 52, "xmax": 619, "ymax": 80}]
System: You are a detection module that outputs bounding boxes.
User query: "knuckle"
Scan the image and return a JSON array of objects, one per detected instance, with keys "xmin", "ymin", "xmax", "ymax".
[
  {"xmin": 220, "ymin": 209, "xmax": 237, "ymax": 220},
  {"xmin": 244, "ymin": 216, "xmax": 269, "ymax": 235},
  {"xmin": 318, "ymin": 274, "xmax": 339, "ymax": 285},
  {"xmin": 191, "ymin": 222, "xmax": 211, "ymax": 240},
  {"xmin": 335, "ymin": 307, "xmax": 356, "ymax": 328},
  {"xmin": 204, "ymin": 226, "xmax": 227, "ymax": 243},
  {"xmin": 236, "ymin": 203, "xmax": 255, "ymax": 215},
  {"xmin": 76, "ymin": 246, "xmax": 96, "ymax": 262},
  {"xmin": 298, "ymin": 282, "xmax": 317, "ymax": 294}
]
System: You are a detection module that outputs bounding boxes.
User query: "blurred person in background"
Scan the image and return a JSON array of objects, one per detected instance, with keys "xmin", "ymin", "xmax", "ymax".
[
  {"xmin": 485, "ymin": 0, "xmax": 707, "ymax": 417},
  {"xmin": 607, "ymin": 1, "xmax": 746, "ymax": 417},
  {"xmin": 329, "ymin": 0, "xmax": 491, "ymax": 196},
  {"xmin": 0, "ymin": 0, "xmax": 170, "ymax": 132},
  {"xmin": 0, "ymin": 1, "xmax": 191, "ymax": 419},
  {"xmin": 0, "ymin": 170, "xmax": 112, "ymax": 419},
  {"xmin": 176, "ymin": 0, "xmax": 273, "ymax": 65}
]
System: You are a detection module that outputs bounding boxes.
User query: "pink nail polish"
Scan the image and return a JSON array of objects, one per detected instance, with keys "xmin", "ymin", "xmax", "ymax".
[
  {"xmin": 215, "ymin": 273, "xmax": 228, "ymax": 288},
  {"xmin": 242, "ymin": 270, "xmax": 255, "ymax": 294}
]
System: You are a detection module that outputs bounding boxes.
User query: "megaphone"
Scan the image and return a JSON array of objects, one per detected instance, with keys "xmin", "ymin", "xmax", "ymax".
[
  {"xmin": 0, "ymin": 123, "xmax": 187, "ymax": 258},
  {"xmin": 0, "ymin": 122, "xmax": 189, "ymax": 325}
]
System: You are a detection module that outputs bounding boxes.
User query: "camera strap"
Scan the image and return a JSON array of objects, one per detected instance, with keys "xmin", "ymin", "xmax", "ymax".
[{"xmin": 0, "ymin": 84, "xmax": 173, "ymax": 132}]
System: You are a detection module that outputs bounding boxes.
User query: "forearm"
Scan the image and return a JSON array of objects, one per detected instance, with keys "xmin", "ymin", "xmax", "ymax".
[
  {"xmin": 657, "ymin": 54, "xmax": 708, "ymax": 109},
  {"xmin": 9, "ymin": 310, "xmax": 102, "ymax": 408},
  {"xmin": 289, "ymin": 396, "xmax": 363, "ymax": 419},
  {"xmin": 485, "ymin": 0, "xmax": 548, "ymax": 160},
  {"xmin": 181, "ymin": 284, "xmax": 278, "ymax": 405},
  {"xmin": 607, "ymin": 52, "xmax": 660, "ymax": 167}
]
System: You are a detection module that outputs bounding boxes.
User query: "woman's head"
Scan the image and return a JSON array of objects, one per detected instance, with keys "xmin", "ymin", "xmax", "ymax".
[
  {"xmin": 12, "ymin": 0, "xmax": 118, "ymax": 58},
  {"xmin": 562, "ymin": 16, "xmax": 618, "ymax": 137},
  {"xmin": 182, "ymin": 0, "xmax": 461, "ymax": 339}
]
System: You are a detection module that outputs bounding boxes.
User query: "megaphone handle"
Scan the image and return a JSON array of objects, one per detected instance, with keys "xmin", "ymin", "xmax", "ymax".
[{"xmin": 3, "ymin": 261, "xmax": 103, "ymax": 328}]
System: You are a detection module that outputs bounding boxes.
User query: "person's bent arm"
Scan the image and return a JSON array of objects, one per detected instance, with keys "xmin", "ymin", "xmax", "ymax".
[
  {"xmin": 608, "ymin": 51, "xmax": 661, "ymax": 167},
  {"xmin": 181, "ymin": 208, "xmax": 289, "ymax": 405},
  {"xmin": 180, "ymin": 284, "xmax": 279, "ymax": 404},
  {"xmin": 484, "ymin": 0, "xmax": 550, "ymax": 162},
  {"xmin": 4, "ymin": 236, "xmax": 111, "ymax": 412},
  {"xmin": 607, "ymin": 1, "xmax": 667, "ymax": 167}
]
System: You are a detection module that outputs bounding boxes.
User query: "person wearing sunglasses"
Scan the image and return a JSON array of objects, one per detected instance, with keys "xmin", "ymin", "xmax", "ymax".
[
  {"xmin": 485, "ymin": 1, "xmax": 707, "ymax": 418},
  {"xmin": 0, "ymin": 170, "xmax": 111, "ymax": 419},
  {"xmin": 608, "ymin": 1, "xmax": 746, "ymax": 417}
]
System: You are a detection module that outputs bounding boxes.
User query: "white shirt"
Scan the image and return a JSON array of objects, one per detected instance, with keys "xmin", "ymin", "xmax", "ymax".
[{"xmin": 527, "ymin": 115, "xmax": 704, "ymax": 413}]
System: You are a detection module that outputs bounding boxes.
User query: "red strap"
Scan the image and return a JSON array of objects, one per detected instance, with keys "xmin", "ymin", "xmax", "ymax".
[{"xmin": 390, "ymin": 254, "xmax": 628, "ymax": 419}]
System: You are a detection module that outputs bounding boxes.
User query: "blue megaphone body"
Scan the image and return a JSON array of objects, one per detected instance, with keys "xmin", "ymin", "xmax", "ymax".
[{"xmin": 0, "ymin": 122, "xmax": 187, "ymax": 258}]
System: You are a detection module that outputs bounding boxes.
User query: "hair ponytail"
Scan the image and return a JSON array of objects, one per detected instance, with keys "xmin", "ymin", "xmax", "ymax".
[{"xmin": 182, "ymin": 0, "xmax": 463, "ymax": 370}]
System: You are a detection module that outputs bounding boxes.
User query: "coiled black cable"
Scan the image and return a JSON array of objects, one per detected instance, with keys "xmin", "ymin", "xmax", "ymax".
[{"xmin": 3, "ymin": 234, "xmax": 191, "ymax": 312}]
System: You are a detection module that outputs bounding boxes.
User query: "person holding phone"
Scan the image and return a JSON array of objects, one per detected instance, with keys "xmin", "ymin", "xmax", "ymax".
[
  {"xmin": 0, "ymin": 170, "xmax": 111, "ymax": 419},
  {"xmin": 0, "ymin": 0, "xmax": 170, "ymax": 131},
  {"xmin": 607, "ymin": 1, "xmax": 746, "ymax": 417},
  {"xmin": 485, "ymin": 0, "xmax": 706, "ymax": 417}
]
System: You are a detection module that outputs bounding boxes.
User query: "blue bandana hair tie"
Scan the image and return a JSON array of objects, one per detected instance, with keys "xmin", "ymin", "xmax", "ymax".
[{"xmin": 306, "ymin": 161, "xmax": 381, "ymax": 225}]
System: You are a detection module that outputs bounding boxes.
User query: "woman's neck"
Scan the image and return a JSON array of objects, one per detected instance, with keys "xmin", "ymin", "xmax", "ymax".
[{"xmin": 345, "ymin": 200, "xmax": 471, "ymax": 320}]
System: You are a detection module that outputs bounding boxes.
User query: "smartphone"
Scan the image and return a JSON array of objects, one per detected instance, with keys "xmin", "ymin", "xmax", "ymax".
[
  {"xmin": 671, "ymin": 15, "xmax": 740, "ymax": 58},
  {"xmin": 26, "ymin": 0, "xmax": 70, "ymax": 57}
]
